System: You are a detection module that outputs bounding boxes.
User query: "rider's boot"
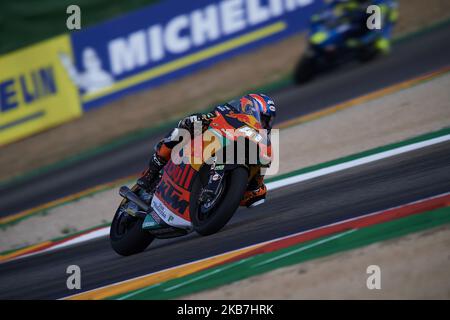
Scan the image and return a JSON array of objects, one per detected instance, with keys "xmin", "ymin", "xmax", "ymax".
[
  {"xmin": 240, "ymin": 175, "xmax": 267, "ymax": 208},
  {"xmin": 240, "ymin": 184, "xmax": 267, "ymax": 207},
  {"xmin": 137, "ymin": 153, "xmax": 167, "ymax": 191}
]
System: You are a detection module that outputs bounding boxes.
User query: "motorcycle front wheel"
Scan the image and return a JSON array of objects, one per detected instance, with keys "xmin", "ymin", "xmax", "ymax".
[
  {"xmin": 190, "ymin": 166, "xmax": 249, "ymax": 236},
  {"xmin": 110, "ymin": 185, "xmax": 154, "ymax": 256}
]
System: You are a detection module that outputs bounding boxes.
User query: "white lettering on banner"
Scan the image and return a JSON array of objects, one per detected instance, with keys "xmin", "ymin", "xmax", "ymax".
[
  {"xmin": 247, "ymin": 0, "xmax": 271, "ymax": 25},
  {"xmin": 285, "ymin": 0, "xmax": 297, "ymax": 11},
  {"xmin": 298, "ymin": 0, "xmax": 314, "ymax": 6},
  {"xmin": 165, "ymin": 15, "xmax": 191, "ymax": 54},
  {"xmin": 107, "ymin": 0, "xmax": 316, "ymax": 76},
  {"xmin": 268, "ymin": 0, "xmax": 284, "ymax": 17},
  {"xmin": 109, "ymin": 30, "xmax": 148, "ymax": 75},
  {"xmin": 221, "ymin": 0, "xmax": 247, "ymax": 35},
  {"xmin": 148, "ymin": 25, "xmax": 165, "ymax": 62},
  {"xmin": 285, "ymin": 0, "xmax": 313, "ymax": 11},
  {"xmin": 191, "ymin": 5, "xmax": 221, "ymax": 46}
]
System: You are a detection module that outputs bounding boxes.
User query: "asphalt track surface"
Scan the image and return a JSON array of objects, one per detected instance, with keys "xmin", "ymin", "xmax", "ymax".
[
  {"xmin": 1, "ymin": 26, "xmax": 450, "ymax": 217},
  {"xmin": 1, "ymin": 141, "xmax": 449, "ymax": 299}
]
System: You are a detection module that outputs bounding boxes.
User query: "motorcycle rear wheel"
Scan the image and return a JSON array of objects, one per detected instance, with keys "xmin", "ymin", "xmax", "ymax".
[
  {"xmin": 191, "ymin": 166, "xmax": 249, "ymax": 236},
  {"xmin": 358, "ymin": 43, "xmax": 379, "ymax": 62},
  {"xmin": 294, "ymin": 55, "xmax": 316, "ymax": 84}
]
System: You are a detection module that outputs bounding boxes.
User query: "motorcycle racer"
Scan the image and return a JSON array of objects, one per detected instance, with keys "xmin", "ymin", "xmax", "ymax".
[{"xmin": 137, "ymin": 93, "xmax": 277, "ymax": 208}]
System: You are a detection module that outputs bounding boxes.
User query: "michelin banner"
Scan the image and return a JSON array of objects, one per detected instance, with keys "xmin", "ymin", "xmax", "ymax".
[
  {"xmin": 68, "ymin": 0, "xmax": 325, "ymax": 111},
  {"xmin": 0, "ymin": 0, "xmax": 324, "ymax": 145},
  {"xmin": 0, "ymin": 35, "xmax": 82, "ymax": 146}
]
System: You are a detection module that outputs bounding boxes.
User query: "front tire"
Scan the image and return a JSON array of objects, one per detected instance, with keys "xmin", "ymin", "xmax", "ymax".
[
  {"xmin": 191, "ymin": 167, "xmax": 249, "ymax": 236},
  {"xmin": 110, "ymin": 187, "xmax": 154, "ymax": 256}
]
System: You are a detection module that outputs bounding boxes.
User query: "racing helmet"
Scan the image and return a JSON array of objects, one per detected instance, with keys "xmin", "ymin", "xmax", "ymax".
[
  {"xmin": 248, "ymin": 93, "xmax": 277, "ymax": 131},
  {"xmin": 226, "ymin": 94, "xmax": 277, "ymax": 131}
]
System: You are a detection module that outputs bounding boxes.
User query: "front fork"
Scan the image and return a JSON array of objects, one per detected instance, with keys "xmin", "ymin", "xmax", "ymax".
[
  {"xmin": 199, "ymin": 160, "xmax": 257, "ymax": 203},
  {"xmin": 199, "ymin": 157, "xmax": 226, "ymax": 203}
]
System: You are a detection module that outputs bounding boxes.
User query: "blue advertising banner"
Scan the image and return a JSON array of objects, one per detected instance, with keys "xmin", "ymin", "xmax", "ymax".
[{"xmin": 67, "ymin": 0, "xmax": 326, "ymax": 111}]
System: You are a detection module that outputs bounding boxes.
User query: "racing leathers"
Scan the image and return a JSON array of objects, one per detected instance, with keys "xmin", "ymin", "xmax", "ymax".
[{"xmin": 137, "ymin": 108, "xmax": 267, "ymax": 208}]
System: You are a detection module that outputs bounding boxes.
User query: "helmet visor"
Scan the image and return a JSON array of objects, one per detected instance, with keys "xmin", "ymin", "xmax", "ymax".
[
  {"xmin": 227, "ymin": 98, "xmax": 262, "ymax": 124},
  {"xmin": 260, "ymin": 114, "xmax": 274, "ymax": 130}
]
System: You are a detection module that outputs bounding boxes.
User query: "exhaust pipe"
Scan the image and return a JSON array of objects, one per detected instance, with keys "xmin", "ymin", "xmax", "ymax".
[{"xmin": 119, "ymin": 186, "xmax": 149, "ymax": 212}]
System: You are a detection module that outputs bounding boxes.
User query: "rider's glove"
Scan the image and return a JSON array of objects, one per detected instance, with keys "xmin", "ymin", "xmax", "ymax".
[
  {"xmin": 178, "ymin": 113, "xmax": 213, "ymax": 134},
  {"xmin": 178, "ymin": 114, "xmax": 203, "ymax": 133}
]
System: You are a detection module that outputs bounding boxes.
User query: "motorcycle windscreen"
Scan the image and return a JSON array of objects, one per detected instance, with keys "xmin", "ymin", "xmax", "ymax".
[{"xmin": 151, "ymin": 161, "xmax": 197, "ymax": 230}]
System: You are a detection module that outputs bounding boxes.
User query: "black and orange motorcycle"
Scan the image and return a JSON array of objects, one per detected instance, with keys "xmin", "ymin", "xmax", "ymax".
[{"xmin": 110, "ymin": 104, "xmax": 271, "ymax": 256}]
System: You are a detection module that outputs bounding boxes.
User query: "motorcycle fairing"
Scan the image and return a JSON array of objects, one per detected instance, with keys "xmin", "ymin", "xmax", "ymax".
[
  {"xmin": 208, "ymin": 111, "xmax": 272, "ymax": 166},
  {"xmin": 151, "ymin": 108, "xmax": 271, "ymax": 230},
  {"xmin": 151, "ymin": 161, "xmax": 197, "ymax": 230}
]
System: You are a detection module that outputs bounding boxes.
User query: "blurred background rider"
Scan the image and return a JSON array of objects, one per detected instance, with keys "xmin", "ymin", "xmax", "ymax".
[{"xmin": 312, "ymin": 0, "xmax": 399, "ymax": 54}]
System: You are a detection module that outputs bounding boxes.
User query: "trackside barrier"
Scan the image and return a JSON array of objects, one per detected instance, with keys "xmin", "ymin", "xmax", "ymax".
[{"xmin": 0, "ymin": 0, "xmax": 325, "ymax": 145}]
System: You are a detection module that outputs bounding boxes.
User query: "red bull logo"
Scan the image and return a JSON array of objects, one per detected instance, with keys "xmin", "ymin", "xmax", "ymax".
[{"xmin": 226, "ymin": 112, "xmax": 262, "ymax": 129}]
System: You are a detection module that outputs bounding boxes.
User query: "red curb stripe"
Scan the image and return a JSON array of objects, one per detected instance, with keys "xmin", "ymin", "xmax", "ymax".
[
  {"xmin": 15, "ymin": 243, "xmax": 54, "ymax": 256},
  {"xmin": 220, "ymin": 193, "xmax": 450, "ymax": 265},
  {"xmin": 2, "ymin": 225, "xmax": 110, "ymax": 262},
  {"xmin": 51, "ymin": 225, "xmax": 109, "ymax": 247}
]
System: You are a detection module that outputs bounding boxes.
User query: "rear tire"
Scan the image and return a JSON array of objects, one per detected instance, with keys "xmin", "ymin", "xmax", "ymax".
[
  {"xmin": 110, "ymin": 187, "xmax": 154, "ymax": 256},
  {"xmin": 191, "ymin": 167, "xmax": 248, "ymax": 236},
  {"xmin": 358, "ymin": 44, "xmax": 379, "ymax": 62},
  {"xmin": 294, "ymin": 56, "xmax": 316, "ymax": 84}
]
